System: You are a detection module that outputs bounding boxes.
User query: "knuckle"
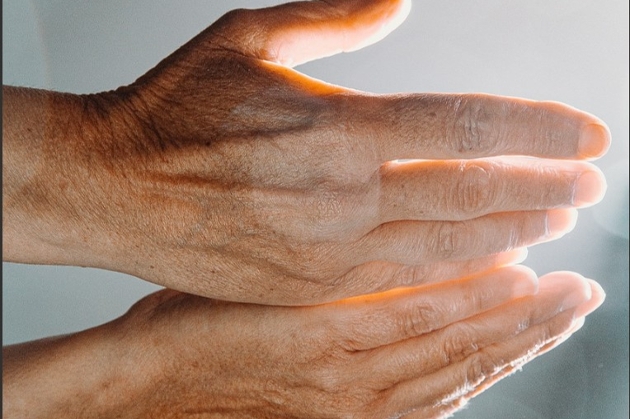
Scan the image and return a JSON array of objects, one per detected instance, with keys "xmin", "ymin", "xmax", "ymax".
[
  {"xmin": 533, "ymin": 102, "xmax": 572, "ymax": 157},
  {"xmin": 453, "ymin": 162, "xmax": 494, "ymax": 217},
  {"xmin": 212, "ymin": 8, "xmax": 252, "ymax": 40},
  {"xmin": 308, "ymin": 183, "xmax": 376, "ymax": 239},
  {"xmin": 461, "ymin": 284, "xmax": 496, "ymax": 314},
  {"xmin": 315, "ymin": 190, "xmax": 346, "ymax": 224},
  {"xmin": 308, "ymin": 348, "xmax": 355, "ymax": 390},
  {"xmin": 314, "ymin": 367, "xmax": 347, "ymax": 395},
  {"xmin": 400, "ymin": 302, "xmax": 439, "ymax": 337},
  {"xmin": 266, "ymin": 242, "xmax": 338, "ymax": 289},
  {"xmin": 290, "ymin": 248, "xmax": 335, "ymax": 283},
  {"xmin": 508, "ymin": 213, "xmax": 539, "ymax": 249},
  {"xmin": 220, "ymin": 7, "xmax": 249, "ymax": 23},
  {"xmin": 431, "ymin": 222, "xmax": 466, "ymax": 259},
  {"xmin": 537, "ymin": 312, "xmax": 575, "ymax": 346},
  {"xmin": 398, "ymin": 265, "xmax": 430, "ymax": 287},
  {"xmin": 451, "ymin": 96, "xmax": 498, "ymax": 155},
  {"xmin": 442, "ymin": 325, "xmax": 479, "ymax": 365},
  {"xmin": 465, "ymin": 352, "xmax": 498, "ymax": 386},
  {"xmin": 305, "ymin": 188, "xmax": 354, "ymax": 238}
]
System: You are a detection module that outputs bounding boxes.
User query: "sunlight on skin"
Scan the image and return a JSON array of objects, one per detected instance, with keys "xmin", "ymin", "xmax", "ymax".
[
  {"xmin": 1, "ymin": 0, "xmax": 615, "ymax": 416},
  {"xmin": 258, "ymin": 59, "xmax": 352, "ymax": 94},
  {"xmin": 331, "ymin": 247, "xmax": 530, "ymax": 306},
  {"xmin": 269, "ymin": 0, "xmax": 413, "ymax": 67}
]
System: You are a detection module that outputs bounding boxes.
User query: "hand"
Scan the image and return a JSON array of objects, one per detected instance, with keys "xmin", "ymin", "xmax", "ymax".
[
  {"xmin": 2, "ymin": 0, "xmax": 610, "ymax": 304},
  {"xmin": 3, "ymin": 267, "xmax": 604, "ymax": 419}
]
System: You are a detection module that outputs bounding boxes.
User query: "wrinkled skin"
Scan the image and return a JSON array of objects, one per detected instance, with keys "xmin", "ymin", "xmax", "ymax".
[
  {"xmin": 1, "ymin": 2, "xmax": 613, "ymax": 418},
  {"xmin": 2, "ymin": 268, "xmax": 605, "ymax": 419},
  {"xmin": 2, "ymin": 0, "xmax": 609, "ymax": 304}
]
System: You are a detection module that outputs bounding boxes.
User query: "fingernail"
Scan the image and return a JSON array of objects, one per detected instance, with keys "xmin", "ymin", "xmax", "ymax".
[
  {"xmin": 572, "ymin": 169, "xmax": 607, "ymax": 207},
  {"xmin": 569, "ymin": 316, "xmax": 586, "ymax": 334},
  {"xmin": 579, "ymin": 124, "xmax": 611, "ymax": 159},
  {"xmin": 510, "ymin": 265, "xmax": 539, "ymax": 297},
  {"xmin": 511, "ymin": 247, "xmax": 529, "ymax": 264},
  {"xmin": 497, "ymin": 248, "xmax": 529, "ymax": 266},
  {"xmin": 561, "ymin": 277, "xmax": 592, "ymax": 310},
  {"xmin": 574, "ymin": 279, "xmax": 606, "ymax": 318},
  {"xmin": 546, "ymin": 209, "xmax": 578, "ymax": 238}
]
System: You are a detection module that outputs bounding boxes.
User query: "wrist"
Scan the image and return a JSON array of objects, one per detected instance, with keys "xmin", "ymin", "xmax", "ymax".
[
  {"xmin": 2, "ymin": 86, "xmax": 129, "ymax": 268},
  {"xmin": 2, "ymin": 321, "xmax": 147, "ymax": 419}
]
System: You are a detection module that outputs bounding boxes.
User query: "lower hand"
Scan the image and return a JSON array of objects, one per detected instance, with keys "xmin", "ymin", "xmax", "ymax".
[{"xmin": 9, "ymin": 267, "xmax": 596, "ymax": 419}]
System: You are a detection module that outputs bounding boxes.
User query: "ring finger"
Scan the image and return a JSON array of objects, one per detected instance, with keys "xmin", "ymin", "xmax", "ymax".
[{"xmin": 354, "ymin": 209, "xmax": 577, "ymax": 266}]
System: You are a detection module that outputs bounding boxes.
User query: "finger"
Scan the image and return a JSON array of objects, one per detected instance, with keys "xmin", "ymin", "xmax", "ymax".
[
  {"xmin": 208, "ymin": 0, "xmax": 411, "ymax": 66},
  {"xmin": 355, "ymin": 209, "xmax": 577, "ymax": 266},
  {"xmin": 470, "ymin": 314, "xmax": 587, "ymax": 397},
  {"xmin": 331, "ymin": 248, "xmax": 529, "ymax": 300},
  {"xmin": 431, "ymin": 316, "xmax": 587, "ymax": 418},
  {"xmin": 574, "ymin": 278, "xmax": 606, "ymax": 318},
  {"xmin": 363, "ymin": 271, "xmax": 593, "ymax": 384},
  {"xmin": 378, "ymin": 158, "xmax": 606, "ymax": 223},
  {"xmin": 345, "ymin": 93, "xmax": 610, "ymax": 163},
  {"xmin": 400, "ymin": 324, "xmax": 581, "ymax": 419},
  {"xmin": 386, "ymin": 296, "xmax": 588, "ymax": 415},
  {"xmin": 329, "ymin": 265, "xmax": 539, "ymax": 351}
]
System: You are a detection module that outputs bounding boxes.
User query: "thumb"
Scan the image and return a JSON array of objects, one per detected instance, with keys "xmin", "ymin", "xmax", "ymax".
[{"xmin": 208, "ymin": 0, "xmax": 412, "ymax": 67}]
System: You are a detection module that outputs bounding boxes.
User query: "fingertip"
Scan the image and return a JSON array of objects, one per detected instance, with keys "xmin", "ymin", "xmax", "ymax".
[
  {"xmin": 272, "ymin": 0, "xmax": 413, "ymax": 66},
  {"xmin": 546, "ymin": 208, "xmax": 578, "ymax": 239},
  {"xmin": 548, "ymin": 316, "xmax": 586, "ymax": 349},
  {"xmin": 573, "ymin": 167, "xmax": 607, "ymax": 207},
  {"xmin": 578, "ymin": 122, "xmax": 612, "ymax": 160},
  {"xmin": 588, "ymin": 279, "xmax": 606, "ymax": 304},
  {"xmin": 496, "ymin": 248, "xmax": 529, "ymax": 266},
  {"xmin": 327, "ymin": 0, "xmax": 413, "ymax": 55},
  {"xmin": 569, "ymin": 316, "xmax": 586, "ymax": 334},
  {"xmin": 539, "ymin": 271, "xmax": 592, "ymax": 310},
  {"xmin": 574, "ymin": 279, "xmax": 606, "ymax": 318},
  {"xmin": 512, "ymin": 247, "xmax": 529, "ymax": 264},
  {"xmin": 501, "ymin": 264, "xmax": 539, "ymax": 298}
]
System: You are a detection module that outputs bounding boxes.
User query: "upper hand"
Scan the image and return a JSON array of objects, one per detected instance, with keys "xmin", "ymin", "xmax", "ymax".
[{"xmin": 74, "ymin": 0, "xmax": 609, "ymax": 304}]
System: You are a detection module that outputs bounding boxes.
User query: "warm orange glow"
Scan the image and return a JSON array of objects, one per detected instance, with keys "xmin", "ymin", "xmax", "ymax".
[{"xmin": 270, "ymin": 0, "xmax": 412, "ymax": 67}]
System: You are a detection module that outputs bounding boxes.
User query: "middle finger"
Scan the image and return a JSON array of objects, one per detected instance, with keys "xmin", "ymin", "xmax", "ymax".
[{"xmin": 377, "ymin": 157, "xmax": 605, "ymax": 224}]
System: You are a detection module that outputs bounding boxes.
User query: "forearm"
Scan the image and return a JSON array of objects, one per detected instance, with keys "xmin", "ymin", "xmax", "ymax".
[
  {"xmin": 2, "ymin": 325, "xmax": 141, "ymax": 419},
  {"xmin": 2, "ymin": 86, "xmax": 115, "ymax": 266}
]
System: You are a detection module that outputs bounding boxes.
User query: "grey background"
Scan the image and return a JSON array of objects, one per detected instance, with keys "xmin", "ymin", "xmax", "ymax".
[{"xmin": 3, "ymin": 1, "xmax": 628, "ymax": 418}]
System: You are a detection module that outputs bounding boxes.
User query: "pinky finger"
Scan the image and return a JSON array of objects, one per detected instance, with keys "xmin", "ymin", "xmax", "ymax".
[
  {"xmin": 386, "ymin": 307, "xmax": 582, "ymax": 417},
  {"xmin": 401, "ymin": 318, "xmax": 586, "ymax": 419},
  {"xmin": 466, "ymin": 315, "xmax": 586, "ymax": 400}
]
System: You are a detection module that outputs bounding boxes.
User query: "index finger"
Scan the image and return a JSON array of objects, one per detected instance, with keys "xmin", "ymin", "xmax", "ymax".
[{"xmin": 340, "ymin": 93, "xmax": 610, "ymax": 163}]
